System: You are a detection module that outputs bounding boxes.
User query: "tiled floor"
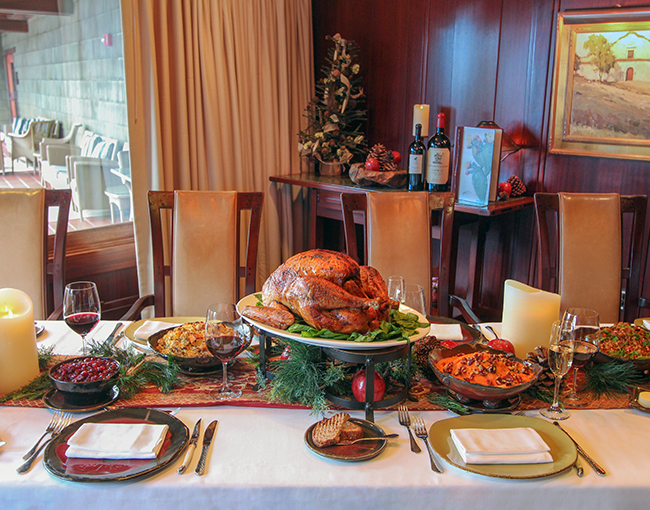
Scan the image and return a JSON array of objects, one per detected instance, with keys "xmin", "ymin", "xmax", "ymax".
[{"xmin": 0, "ymin": 158, "xmax": 114, "ymax": 232}]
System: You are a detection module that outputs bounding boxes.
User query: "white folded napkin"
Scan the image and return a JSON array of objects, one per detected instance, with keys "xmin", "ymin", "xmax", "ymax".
[
  {"xmin": 450, "ymin": 427, "xmax": 553, "ymax": 465},
  {"xmin": 66, "ymin": 423, "xmax": 169, "ymax": 459},
  {"xmin": 643, "ymin": 319, "xmax": 650, "ymax": 331},
  {"xmin": 133, "ymin": 320, "xmax": 180, "ymax": 340},
  {"xmin": 429, "ymin": 323, "xmax": 464, "ymax": 341}
]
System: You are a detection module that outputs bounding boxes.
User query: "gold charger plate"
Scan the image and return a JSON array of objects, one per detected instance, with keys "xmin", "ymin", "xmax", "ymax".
[
  {"xmin": 124, "ymin": 316, "xmax": 204, "ymax": 347},
  {"xmin": 635, "ymin": 317, "xmax": 650, "ymax": 331},
  {"xmin": 428, "ymin": 414, "xmax": 577, "ymax": 479},
  {"xmin": 304, "ymin": 418, "xmax": 388, "ymax": 461}
]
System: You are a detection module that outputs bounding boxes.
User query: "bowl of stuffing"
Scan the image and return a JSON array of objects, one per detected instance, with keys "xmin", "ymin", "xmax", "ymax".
[
  {"xmin": 148, "ymin": 321, "xmax": 227, "ymax": 374},
  {"xmin": 428, "ymin": 343, "xmax": 542, "ymax": 407},
  {"xmin": 594, "ymin": 322, "xmax": 650, "ymax": 371}
]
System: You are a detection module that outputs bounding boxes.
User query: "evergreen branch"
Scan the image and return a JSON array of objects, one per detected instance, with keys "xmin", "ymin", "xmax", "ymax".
[
  {"xmin": 427, "ymin": 394, "xmax": 471, "ymax": 415},
  {"xmin": 584, "ymin": 360, "xmax": 648, "ymax": 397},
  {"xmin": 0, "ymin": 372, "xmax": 51, "ymax": 403},
  {"xmin": 524, "ymin": 385, "xmax": 554, "ymax": 403}
]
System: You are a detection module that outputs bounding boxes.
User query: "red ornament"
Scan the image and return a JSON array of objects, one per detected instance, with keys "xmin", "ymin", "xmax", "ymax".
[
  {"xmin": 440, "ymin": 340, "xmax": 458, "ymax": 349},
  {"xmin": 365, "ymin": 157, "xmax": 380, "ymax": 172},
  {"xmin": 497, "ymin": 181, "xmax": 512, "ymax": 197},
  {"xmin": 487, "ymin": 338, "xmax": 516, "ymax": 356},
  {"xmin": 352, "ymin": 369, "xmax": 386, "ymax": 402},
  {"xmin": 392, "ymin": 151, "xmax": 402, "ymax": 165},
  {"xmin": 280, "ymin": 345, "xmax": 291, "ymax": 360}
]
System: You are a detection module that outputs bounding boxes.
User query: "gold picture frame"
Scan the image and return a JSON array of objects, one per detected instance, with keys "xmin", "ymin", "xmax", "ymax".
[{"xmin": 549, "ymin": 8, "xmax": 650, "ymax": 161}]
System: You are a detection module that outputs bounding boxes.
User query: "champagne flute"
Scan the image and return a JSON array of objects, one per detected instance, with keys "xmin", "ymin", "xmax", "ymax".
[
  {"xmin": 63, "ymin": 281, "xmax": 101, "ymax": 355},
  {"xmin": 540, "ymin": 318, "xmax": 575, "ymax": 420},
  {"xmin": 387, "ymin": 275, "xmax": 405, "ymax": 304},
  {"xmin": 205, "ymin": 303, "xmax": 252, "ymax": 401},
  {"xmin": 563, "ymin": 308, "xmax": 600, "ymax": 406},
  {"xmin": 402, "ymin": 283, "xmax": 427, "ymax": 316}
]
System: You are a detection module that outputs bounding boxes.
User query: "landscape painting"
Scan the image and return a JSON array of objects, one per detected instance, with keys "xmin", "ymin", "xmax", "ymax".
[{"xmin": 549, "ymin": 9, "xmax": 650, "ymax": 160}]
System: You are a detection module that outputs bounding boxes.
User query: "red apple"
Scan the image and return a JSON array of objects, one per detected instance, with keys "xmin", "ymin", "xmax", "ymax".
[
  {"xmin": 392, "ymin": 151, "xmax": 402, "ymax": 164},
  {"xmin": 365, "ymin": 157, "xmax": 380, "ymax": 172},
  {"xmin": 440, "ymin": 340, "xmax": 458, "ymax": 349},
  {"xmin": 487, "ymin": 338, "xmax": 516, "ymax": 355},
  {"xmin": 352, "ymin": 369, "xmax": 386, "ymax": 402},
  {"xmin": 497, "ymin": 181, "xmax": 512, "ymax": 197}
]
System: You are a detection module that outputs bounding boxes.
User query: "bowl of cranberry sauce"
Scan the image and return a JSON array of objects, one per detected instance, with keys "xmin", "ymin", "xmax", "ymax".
[{"xmin": 49, "ymin": 356, "xmax": 120, "ymax": 404}]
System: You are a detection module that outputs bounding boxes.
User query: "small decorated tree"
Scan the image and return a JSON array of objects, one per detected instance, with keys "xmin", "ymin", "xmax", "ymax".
[{"xmin": 298, "ymin": 34, "xmax": 367, "ymax": 165}]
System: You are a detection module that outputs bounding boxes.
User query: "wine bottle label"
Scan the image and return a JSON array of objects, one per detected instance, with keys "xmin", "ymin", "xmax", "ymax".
[
  {"xmin": 408, "ymin": 153, "xmax": 424, "ymax": 175},
  {"xmin": 426, "ymin": 147, "xmax": 450, "ymax": 184}
]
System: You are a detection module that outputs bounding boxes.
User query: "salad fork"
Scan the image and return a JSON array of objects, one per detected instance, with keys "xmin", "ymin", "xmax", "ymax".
[
  {"xmin": 412, "ymin": 416, "xmax": 443, "ymax": 473},
  {"xmin": 397, "ymin": 405, "xmax": 421, "ymax": 453},
  {"xmin": 23, "ymin": 410, "xmax": 63, "ymax": 460},
  {"xmin": 17, "ymin": 413, "xmax": 73, "ymax": 474}
]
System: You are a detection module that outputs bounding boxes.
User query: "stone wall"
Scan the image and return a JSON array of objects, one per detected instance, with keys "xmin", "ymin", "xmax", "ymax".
[{"xmin": 0, "ymin": 0, "xmax": 127, "ymax": 144}]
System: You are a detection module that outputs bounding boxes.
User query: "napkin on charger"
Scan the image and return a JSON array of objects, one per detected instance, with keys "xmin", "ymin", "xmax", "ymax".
[
  {"xmin": 643, "ymin": 319, "xmax": 650, "ymax": 331},
  {"xmin": 133, "ymin": 320, "xmax": 181, "ymax": 340},
  {"xmin": 428, "ymin": 323, "xmax": 464, "ymax": 341},
  {"xmin": 66, "ymin": 423, "xmax": 169, "ymax": 459},
  {"xmin": 450, "ymin": 427, "xmax": 553, "ymax": 465}
]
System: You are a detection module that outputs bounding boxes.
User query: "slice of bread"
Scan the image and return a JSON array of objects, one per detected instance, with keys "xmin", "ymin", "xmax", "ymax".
[
  {"xmin": 340, "ymin": 420, "xmax": 364, "ymax": 442},
  {"xmin": 312, "ymin": 412, "xmax": 350, "ymax": 447}
]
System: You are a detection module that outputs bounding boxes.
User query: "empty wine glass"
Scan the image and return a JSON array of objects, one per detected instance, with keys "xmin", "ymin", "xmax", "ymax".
[
  {"xmin": 563, "ymin": 308, "xmax": 600, "ymax": 406},
  {"xmin": 205, "ymin": 303, "xmax": 252, "ymax": 401},
  {"xmin": 402, "ymin": 283, "xmax": 427, "ymax": 316},
  {"xmin": 387, "ymin": 275, "xmax": 405, "ymax": 304},
  {"xmin": 63, "ymin": 281, "xmax": 101, "ymax": 355},
  {"xmin": 540, "ymin": 318, "xmax": 575, "ymax": 420}
]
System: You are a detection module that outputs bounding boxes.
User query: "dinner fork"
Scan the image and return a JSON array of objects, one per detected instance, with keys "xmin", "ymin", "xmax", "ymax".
[
  {"xmin": 22, "ymin": 410, "xmax": 63, "ymax": 460},
  {"xmin": 397, "ymin": 405, "xmax": 421, "ymax": 453},
  {"xmin": 17, "ymin": 412, "xmax": 73, "ymax": 474},
  {"xmin": 412, "ymin": 416, "xmax": 443, "ymax": 473}
]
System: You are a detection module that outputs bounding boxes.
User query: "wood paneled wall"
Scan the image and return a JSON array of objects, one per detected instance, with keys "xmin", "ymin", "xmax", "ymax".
[{"xmin": 312, "ymin": 0, "xmax": 650, "ymax": 317}]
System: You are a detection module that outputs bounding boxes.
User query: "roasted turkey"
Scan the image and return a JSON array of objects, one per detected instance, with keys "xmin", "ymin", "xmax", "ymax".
[{"xmin": 240, "ymin": 249, "xmax": 398, "ymax": 333}]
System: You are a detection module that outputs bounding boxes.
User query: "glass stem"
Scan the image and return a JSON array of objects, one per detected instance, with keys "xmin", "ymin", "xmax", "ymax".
[
  {"xmin": 570, "ymin": 368, "xmax": 578, "ymax": 398},
  {"xmin": 221, "ymin": 362, "xmax": 229, "ymax": 391},
  {"xmin": 81, "ymin": 334, "xmax": 87, "ymax": 356},
  {"xmin": 552, "ymin": 375, "xmax": 562, "ymax": 409}
]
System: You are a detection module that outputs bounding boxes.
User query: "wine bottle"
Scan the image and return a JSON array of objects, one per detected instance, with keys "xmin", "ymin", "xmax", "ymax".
[
  {"xmin": 408, "ymin": 123, "xmax": 426, "ymax": 191},
  {"xmin": 426, "ymin": 112, "xmax": 451, "ymax": 192}
]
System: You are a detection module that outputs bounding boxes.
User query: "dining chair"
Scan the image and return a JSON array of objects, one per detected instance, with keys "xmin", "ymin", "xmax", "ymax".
[
  {"xmin": 0, "ymin": 188, "xmax": 71, "ymax": 319},
  {"xmin": 340, "ymin": 191, "xmax": 455, "ymax": 317},
  {"xmin": 8, "ymin": 119, "xmax": 56, "ymax": 173},
  {"xmin": 122, "ymin": 190, "xmax": 264, "ymax": 320},
  {"xmin": 534, "ymin": 192, "xmax": 648, "ymax": 323}
]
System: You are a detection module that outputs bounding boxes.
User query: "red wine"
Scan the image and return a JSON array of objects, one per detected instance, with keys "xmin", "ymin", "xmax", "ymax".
[
  {"xmin": 206, "ymin": 335, "xmax": 248, "ymax": 362},
  {"xmin": 65, "ymin": 312, "xmax": 100, "ymax": 336},
  {"xmin": 571, "ymin": 340, "xmax": 599, "ymax": 368},
  {"xmin": 408, "ymin": 123, "xmax": 426, "ymax": 191},
  {"xmin": 426, "ymin": 112, "xmax": 451, "ymax": 192}
]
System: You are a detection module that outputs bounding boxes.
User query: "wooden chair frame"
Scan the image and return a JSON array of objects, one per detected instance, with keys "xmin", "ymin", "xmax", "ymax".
[
  {"xmin": 45, "ymin": 189, "xmax": 71, "ymax": 319},
  {"xmin": 534, "ymin": 193, "xmax": 648, "ymax": 322},
  {"xmin": 340, "ymin": 192, "xmax": 455, "ymax": 317},
  {"xmin": 122, "ymin": 190, "xmax": 263, "ymax": 319}
]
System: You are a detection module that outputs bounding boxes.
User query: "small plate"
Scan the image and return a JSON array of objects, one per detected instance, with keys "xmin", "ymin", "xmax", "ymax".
[
  {"xmin": 43, "ymin": 386, "xmax": 119, "ymax": 413},
  {"xmin": 43, "ymin": 407, "xmax": 189, "ymax": 483},
  {"xmin": 428, "ymin": 414, "xmax": 577, "ymax": 479},
  {"xmin": 630, "ymin": 387, "xmax": 650, "ymax": 414},
  {"xmin": 123, "ymin": 316, "xmax": 204, "ymax": 347},
  {"xmin": 304, "ymin": 418, "xmax": 388, "ymax": 461}
]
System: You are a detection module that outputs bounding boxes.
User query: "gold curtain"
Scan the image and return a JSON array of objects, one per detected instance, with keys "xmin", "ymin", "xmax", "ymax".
[{"xmin": 120, "ymin": 0, "xmax": 312, "ymax": 303}]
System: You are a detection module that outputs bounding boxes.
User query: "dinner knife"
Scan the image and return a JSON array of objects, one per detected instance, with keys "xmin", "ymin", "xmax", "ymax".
[
  {"xmin": 105, "ymin": 322, "xmax": 123, "ymax": 346},
  {"xmin": 553, "ymin": 421, "xmax": 606, "ymax": 476},
  {"xmin": 177, "ymin": 419, "xmax": 202, "ymax": 474},
  {"xmin": 194, "ymin": 420, "xmax": 218, "ymax": 476}
]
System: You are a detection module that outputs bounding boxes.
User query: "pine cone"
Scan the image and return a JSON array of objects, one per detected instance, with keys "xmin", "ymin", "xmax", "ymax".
[
  {"xmin": 525, "ymin": 345, "xmax": 555, "ymax": 389},
  {"xmin": 506, "ymin": 175, "xmax": 526, "ymax": 196},
  {"xmin": 367, "ymin": 143, "xmax": 398, "ymax": 172},
  {"xmin": 414, "ymin": 335, "xmax": 441, "ymax": 378}
]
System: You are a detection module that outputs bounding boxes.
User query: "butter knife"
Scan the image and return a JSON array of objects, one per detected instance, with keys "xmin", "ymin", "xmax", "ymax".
[
  {"xmin": 104, "ymin": 322, "xmax": 123, "ymax": 346},
  {"xmin": 177, "ymin": 419, "xmax": 201, "ymax": 474},
  {"xmin": 194, "ymin": 420, "xmax": 218, "ymax": 476},
  {"xmin": 553, "ymin": 422, "xmax": 606, "ymax": 476}
]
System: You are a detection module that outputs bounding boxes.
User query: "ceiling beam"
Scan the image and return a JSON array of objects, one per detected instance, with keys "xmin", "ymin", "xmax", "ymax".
[
  {"xmin": 0, "ymin": 0, "xmax": 69, "ymax": 16},
  {"xmin": 0, "ymin": 18, "xmax": 28, "ymax": 32}
]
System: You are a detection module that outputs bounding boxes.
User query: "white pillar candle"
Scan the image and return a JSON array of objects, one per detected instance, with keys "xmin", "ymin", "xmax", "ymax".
[
  {"xmin": 413, "ymin": 104, "xmax": 430, "ymax": 137},
  {"xmin": 500, "ymin": 280, "xmax": 561, "ymax": 358},
  {"xmin": 0, "ymin": 288, "xmax": 40, "ymax": 395}
]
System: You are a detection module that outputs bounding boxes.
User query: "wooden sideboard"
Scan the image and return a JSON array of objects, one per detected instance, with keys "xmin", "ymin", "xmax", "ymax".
[{"xmin": 269, "ymin": 173, "xmax": 533, "ymax": 319}]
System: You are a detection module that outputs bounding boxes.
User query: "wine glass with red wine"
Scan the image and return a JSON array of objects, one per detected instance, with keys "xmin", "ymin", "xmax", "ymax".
[
  {"xmin": 205, "ymin": 303, "xmax": 252, "ymax": 401},
  {"xmin": 562, "ymin": 307, "xmax": 600, "ymax": 406},
  {"xmin": 63, "ymin": 281, "xmax": 101, "ymax": 355}
]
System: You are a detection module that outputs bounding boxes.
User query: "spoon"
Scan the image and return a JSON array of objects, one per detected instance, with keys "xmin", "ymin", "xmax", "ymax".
[{"xmin": 486, "ymin": 325, "xmax": 500, "ymax": 339}]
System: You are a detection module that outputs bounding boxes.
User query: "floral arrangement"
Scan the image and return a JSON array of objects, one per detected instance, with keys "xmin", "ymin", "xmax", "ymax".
[{"xmin": 298, "ymin": 34, "xmax": 367, "ymax": 164}]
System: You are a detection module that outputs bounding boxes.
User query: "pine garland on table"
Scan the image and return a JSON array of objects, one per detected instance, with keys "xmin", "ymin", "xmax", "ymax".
[{"xmin": 583, "ymin": 360, "xmax": 649, "ymax": 397}]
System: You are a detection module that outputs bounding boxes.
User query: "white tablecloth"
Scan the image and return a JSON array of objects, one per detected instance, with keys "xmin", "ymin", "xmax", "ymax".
[{"xmin": 1, "ymin": 321, "xmax": 650, "ymax": 510}]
